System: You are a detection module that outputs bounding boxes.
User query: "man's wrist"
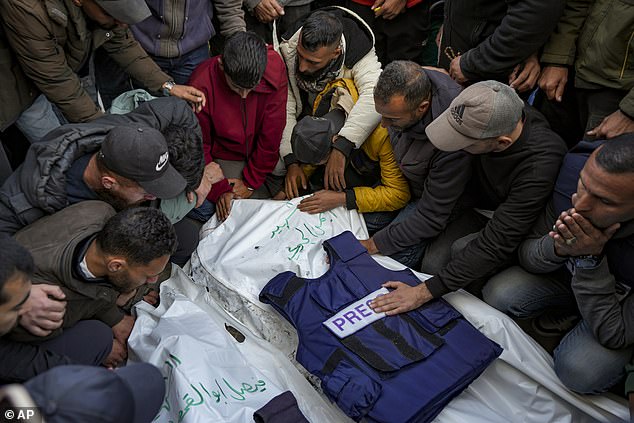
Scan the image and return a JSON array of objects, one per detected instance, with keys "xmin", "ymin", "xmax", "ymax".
[
  {"xmin": 416, "ymin": 283, "xmax": 433, "ymax": 305},
  {"xmin": 162, "ymin": 80, "xmax": 176, "ymax": 96},
  {"xmin": 619, "ymin": 107, "xmax": 634, "ymax": 121},
  {"xmin": 573, "ymin": 254, "xmax": 605, "ymax": 270},
  {"xmin": 284, "ymin": 153, "xmax": 299, "ymax": 167},
  {"xmin": 366, "ymin": 238, "xmax": 379, "ymax": 254},
  {"xmin": 336, "ymin": 191, "xmax": 346, "ymax": 206},
  {"xmin": 332, "ymin": 135, "xmax": 354, "ymax": 158}
]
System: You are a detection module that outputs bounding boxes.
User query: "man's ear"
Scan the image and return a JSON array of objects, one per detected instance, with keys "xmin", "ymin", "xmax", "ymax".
[
  {"xmin": 101, "ymin": 175, "xmax": 116, "ymax": 190},
  {"xmin": 332, "ymin": 45, "xmax": 342, "ymax": 60},
  {"xmin": 417, "ymin": 100, "xmax": 431, "ymax": 116},
  {"xmin": 107, "ymin": 258, "xmax": 126, "ymax": 273},
  {"xmin": 218, "ymin": 57, "xmax": 224, "ymax": 71},
  {"xmin": 494, "ymin": 136, "xmax": 513, "ymax": 152},
  {"xmin": 72, "ymin": 0, "xmax": 82, "ymax": 6}
]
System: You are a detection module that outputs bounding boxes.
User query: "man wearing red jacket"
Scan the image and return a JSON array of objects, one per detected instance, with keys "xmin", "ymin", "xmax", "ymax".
[{"xmin": 189, "ymin": 31, "xmax": 288, "ymax": 221}]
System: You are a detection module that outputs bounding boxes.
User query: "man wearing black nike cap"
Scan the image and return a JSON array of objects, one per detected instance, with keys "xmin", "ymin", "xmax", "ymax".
[
  {"xmin": 96, "ymin": 126, "xmax": 187, "ymax": 203},
  {"xmin": 0, "ymin": 123, "xmax": 186, "ymax": 237}
]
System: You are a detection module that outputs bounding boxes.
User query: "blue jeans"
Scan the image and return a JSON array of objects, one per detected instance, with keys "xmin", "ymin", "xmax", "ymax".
[
  {"xmin": 363, "ymin": 210, "xmax": 399, "ymax": 236},
  {"xmin": 94, "ymin": 43, "xmax": 210, "ymax": 109},
  {"xmin": 150, "ymin": 44, "xmax": 210, "ymax": 85},
  {"xmin": 15, "ymin": 95, "xmax": 62, "ymax": 143},
  {"xmin": 554, "ymin": 321, "xmax": 633, "ymax": 394},
  {"xmin": 482, "ymin": 266, "xmax": 633, "ymax": 394},
  {"xmin": 420, "ymin": 209, "xmax": 488, "ymax": 275},
  {"xmin": 482, "ymin": 266, "xmax": 576, "ymax": 318}
]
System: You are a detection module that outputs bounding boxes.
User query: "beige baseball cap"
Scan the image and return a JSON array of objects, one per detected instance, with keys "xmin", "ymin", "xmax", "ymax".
[{"xmin": 425, "ymin": 81, "xmax": 524, "ymax": 152}]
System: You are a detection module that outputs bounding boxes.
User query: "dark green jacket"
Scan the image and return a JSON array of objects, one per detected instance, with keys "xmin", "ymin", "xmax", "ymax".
[
  {"xmin": 0, "ymin": 0, "xmax": 170, "ymax": 125},
  {"xmin": 9, "ymin": 201, "xmax": 121, "ymax": 344},
  {"xmin": 541, "ymin": 0, "xmax": 634, "ymax": 117}
]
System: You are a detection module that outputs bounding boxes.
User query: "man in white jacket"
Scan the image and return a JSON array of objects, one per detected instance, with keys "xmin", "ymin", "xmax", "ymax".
[{"xmin": 278, "ymin": 7, "xmax": 382, "ymax": 197}]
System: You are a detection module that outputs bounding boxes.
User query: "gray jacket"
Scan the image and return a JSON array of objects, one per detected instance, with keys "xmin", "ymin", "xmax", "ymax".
[
  {"xmin": 0, "ymin": 97, "xmax": 199, "ymax": 235},
  {"xmin": 519, "ymin": 201, "xmax": 634, "ymax": 350},
  {"xmin": 373, "ymin": 69, "xmax": 472, "ymax": 255}
]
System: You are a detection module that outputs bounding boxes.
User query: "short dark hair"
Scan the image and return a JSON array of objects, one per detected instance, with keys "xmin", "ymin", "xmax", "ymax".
[
  {"xmin": 223, "ymin": 31, "xmax": 268, "ymax": 89},
  {"xmin": 163, "ymin": 125, "xmax": 205, "ymax": 192},
  {"xmin": 0, "ymin": 236, "xmax": 33, "ymax": 305},
  {"xmin": 595, "ymin": 133, "xmax": 634, "ymax": 174},
  {"xmin": 374, "ymin": 61, "xmax": 432, "ymax": 110},
  {"xmin": 96, "ymin": 208, "xmax": 178, "ymax": 265},
  {"xmin": 300, "ymin": 10, "xmax": 343, "ymax": 52}
]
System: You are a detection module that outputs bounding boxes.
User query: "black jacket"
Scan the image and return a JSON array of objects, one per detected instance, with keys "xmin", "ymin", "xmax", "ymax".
[
  {"xmin": 0, "ymin": 97, "xmax": 198, "ymax": 236},
  {"xmin": 438, "ymin": 0, "xmax": 564, "ymax": 82},
  {"xmin": 426, "ymin": 107, "xmax": 567, "ymax": 297},
  {"xmin": 373, "ymin": 69, "xmax": 472, "ymax": 255}
]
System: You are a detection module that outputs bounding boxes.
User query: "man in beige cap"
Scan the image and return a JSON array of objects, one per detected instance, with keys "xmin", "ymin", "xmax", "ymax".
[{"xmin": 369, "ymin": 80, "xmax": 567, "ymax": 315}]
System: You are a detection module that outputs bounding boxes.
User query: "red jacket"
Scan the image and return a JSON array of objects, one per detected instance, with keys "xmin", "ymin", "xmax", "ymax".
[{"xmin": 188, "ymin": 46, "xmax": 288, "ymax": 202}]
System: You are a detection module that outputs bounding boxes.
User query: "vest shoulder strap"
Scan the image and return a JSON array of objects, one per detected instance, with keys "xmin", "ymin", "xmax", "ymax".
[{"xmin": 324, "ymin": 231, "xmax": 367, "ymax": 263}]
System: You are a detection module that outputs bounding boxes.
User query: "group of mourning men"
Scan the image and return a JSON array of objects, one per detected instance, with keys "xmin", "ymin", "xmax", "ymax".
[{"xmin": 0, "ymin": 0, "xmax": 633, "ymax": 419}]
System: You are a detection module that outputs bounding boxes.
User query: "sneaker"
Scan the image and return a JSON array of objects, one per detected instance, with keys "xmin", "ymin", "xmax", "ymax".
[{"xmin": 532, "ymin": 311, "xmax": 580, "ymax": 337}]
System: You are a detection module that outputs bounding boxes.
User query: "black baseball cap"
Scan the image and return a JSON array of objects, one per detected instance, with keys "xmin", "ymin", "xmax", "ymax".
[
  {"xmin": 25, "ymin": 364, "xmax": 165, "ymax": 423},
  {"xmin": 291, "ymin": 109, "xmax": 346, "ymax": 164},
  {"xmin": 99, "ymin": 126, "xmax": 186, "ymax": 199}
]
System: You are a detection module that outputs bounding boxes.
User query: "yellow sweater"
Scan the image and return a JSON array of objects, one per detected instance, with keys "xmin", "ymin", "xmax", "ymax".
[{"xmin": 304, "ymin": 79, "xmax": 410, "ymax": 212}]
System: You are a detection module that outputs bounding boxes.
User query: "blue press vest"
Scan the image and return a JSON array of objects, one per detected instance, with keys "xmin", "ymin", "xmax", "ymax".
[{"xmin": 260, "ymin": 231, "xmax": 502, "ymax": 423}]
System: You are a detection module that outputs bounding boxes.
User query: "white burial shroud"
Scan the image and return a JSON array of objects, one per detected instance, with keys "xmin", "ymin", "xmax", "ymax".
[{"xmin": 137, "ymin": 197, "xmax": 627, "ymax": 422}]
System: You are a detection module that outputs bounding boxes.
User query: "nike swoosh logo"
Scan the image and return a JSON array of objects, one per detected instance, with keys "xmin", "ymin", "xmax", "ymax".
[{"xmin": 156, "ymin": 152, "xmax": 169, "ymax": 172}]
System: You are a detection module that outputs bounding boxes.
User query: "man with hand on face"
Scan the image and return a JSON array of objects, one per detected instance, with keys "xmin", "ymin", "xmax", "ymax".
[
  {"xmin": 279, "ymin": 8, "xmax": 382, "ymax": 198},
  {"xmin": 0, "ymin": 236, "xmax": 112, "ymax": 383},
  {"xmin": 0, "ymin": 237, "xmax": 166, "ymax": 422},
  {"xmin": 9, "ymin": 202, "xmax": 177, "ymax": 369},
  {"xmin": 0, "ymin": 0, "xmax": 206, "ymax": 133},
  {"xmin": 189, "ymin": 31, "xmax": 288, "ymax": 222},
  {"xmin": 483, "ymin": 134, "xmax": 634, "ymax": 394}
]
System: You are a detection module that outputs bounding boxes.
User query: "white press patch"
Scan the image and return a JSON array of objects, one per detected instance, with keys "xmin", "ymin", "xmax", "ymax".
[{"xmin": 323, "ymin": 288, "xmax": 389, "ymax": 339}]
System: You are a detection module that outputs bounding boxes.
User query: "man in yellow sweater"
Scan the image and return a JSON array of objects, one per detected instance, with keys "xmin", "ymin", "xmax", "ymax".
[{"xmin": 287, "ymin": 78, "xmax": 410, "ymax": 233}]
